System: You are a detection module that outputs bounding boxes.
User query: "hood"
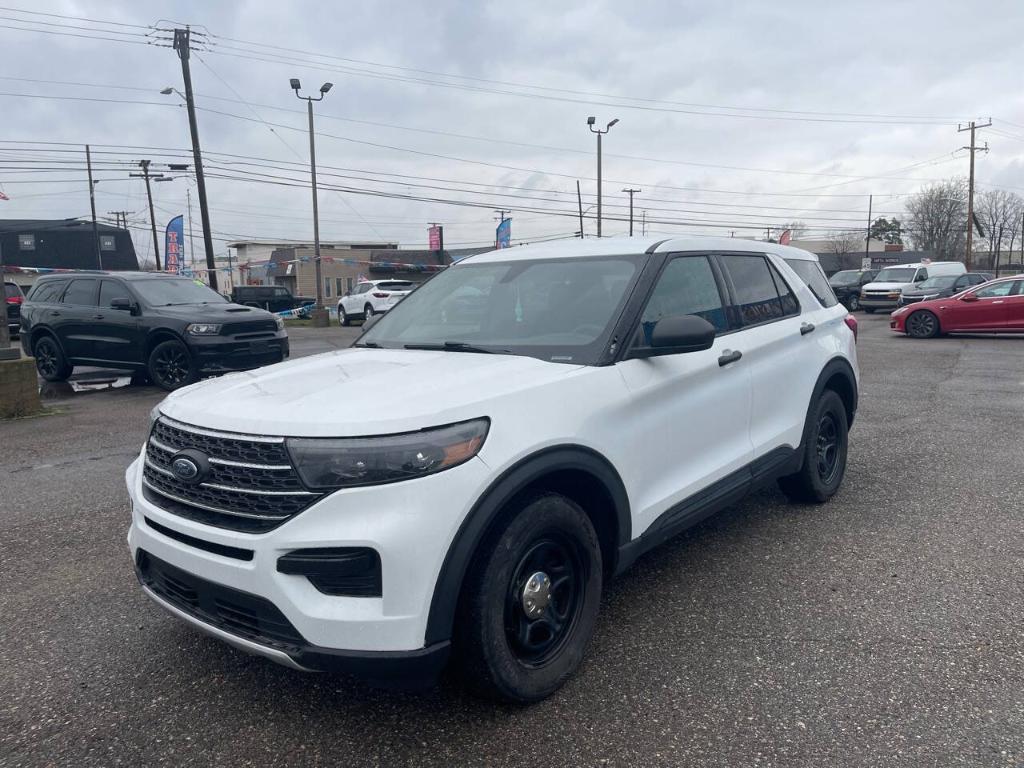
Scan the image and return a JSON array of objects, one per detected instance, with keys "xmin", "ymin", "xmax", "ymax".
[
  {"xmin": 158, "ymin": 348, "xmax": 584, "ymax": 437},
  {"xmin": 154, "ymin": 302, "xmax": 277, "ymax": 322},
  {"xmin": 902, "ymin": 287, "xmax": 951, "ymax": 298},
  {"xmin": 862, "ymin": 281, "xmax": 911, "ymax": 291}
]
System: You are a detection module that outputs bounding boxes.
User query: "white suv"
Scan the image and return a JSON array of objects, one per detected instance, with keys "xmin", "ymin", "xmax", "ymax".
[
  {"xmin": 127, "ymin": 238, "xmax": 859, "ymax": 702},
  {"xmin": 338, "ymin": 279, "xmax": 414, "ymax": 325}
]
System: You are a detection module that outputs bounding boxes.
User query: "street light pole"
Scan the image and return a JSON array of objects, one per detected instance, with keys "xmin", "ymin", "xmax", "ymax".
[
  {"xmin": 86, "ymin": 144, "xmax": 102, "ymax": 270},
  {"xmin": 587, "ymin": 117, "xmax": 618, "ymax": 237},
  {"xmin": 292, "ymin": 78, "xmax": 333, "ymax": 328}
]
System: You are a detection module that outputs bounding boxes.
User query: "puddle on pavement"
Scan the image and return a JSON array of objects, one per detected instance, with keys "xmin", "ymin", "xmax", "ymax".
[{"xmin": 40, "ymin": 375, "xmax": 136, "ymax": 398}]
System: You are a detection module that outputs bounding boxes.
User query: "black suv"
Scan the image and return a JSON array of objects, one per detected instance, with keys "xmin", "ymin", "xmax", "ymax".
[
  {"xmin": 230, "ymin": 285, "xmax": 313, "ymax": 314},
  {"xmin": 827, "ymin": 269, "xmax": 878, "ymax": 311},
  {"xmin": 20, "ymin": 273, "xmax": 289, "ymax": 390}
]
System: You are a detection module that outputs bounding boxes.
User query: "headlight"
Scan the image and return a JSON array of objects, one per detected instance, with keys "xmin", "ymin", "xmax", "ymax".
[
  {"xmin": 274, "ymin": 316, "xmax": 285, "ymax": 331},
  {"xmin": 186, "ymin": 323, "xmax": 222, "ymax": 335},
  {"xmin": 287, "ymin": 418, "xmax": 489, "ymax": 489},
  {"xmin": 149, "ymin": 405, "xmax": 162, "ymax": 425},
  {"xmin": 892, "ymin": 306, "xmax": 910, "ymax": 317}
]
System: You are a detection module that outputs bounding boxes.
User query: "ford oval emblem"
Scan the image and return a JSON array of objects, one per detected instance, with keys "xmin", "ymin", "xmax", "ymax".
[{"xmin": 171, "ymin": 457, "xmax": 200, "ymax": 480}]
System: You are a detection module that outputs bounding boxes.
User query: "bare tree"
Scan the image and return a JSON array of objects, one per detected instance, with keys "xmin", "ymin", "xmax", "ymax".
[
  {"xmin": 905, "ymin": 178, "xmax": 968, "ymax": 260},
  {"xmin": 825, "ymin": 230, "xmax": 860, "ymax": 257},
  {"xmin": 975, "ymin": 189, "xmax": 1024, "ymax": 269}
]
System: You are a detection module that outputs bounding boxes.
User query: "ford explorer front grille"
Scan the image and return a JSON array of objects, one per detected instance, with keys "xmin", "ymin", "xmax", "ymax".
[{"xmin": 142, "ymin": 416, "xmax": 320, "ymax": 533}]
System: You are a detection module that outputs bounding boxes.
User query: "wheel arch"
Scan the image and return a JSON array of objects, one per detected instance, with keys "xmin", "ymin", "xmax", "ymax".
[
  {"xmin": 812, "ymin": 356, "xmax": 858, "ymax": 428},
  {"xmin": 28, "ymin": 325, "xmax": 62, "ymax": 356},
  {"xmin": 423, "ymin": 445, "xmax": 631, "ymax": 646},
  {"xmin": 145, "ymin": 328, "xmax": 188, "ymax": 358}
]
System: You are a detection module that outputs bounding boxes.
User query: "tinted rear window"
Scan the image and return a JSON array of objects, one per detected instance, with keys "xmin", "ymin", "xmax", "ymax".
[
  {"xmin": 5, "ymin": 283, "xmax": 22, "ymax": 298},
  {"xmin": 784, "ymin": 258, "xmax": 839, "ymax": 308},
  {"xmin": 378, "ymin": 282, "xmax": 414, "ymax": 290},
  {"xmin": 27, "ymin": 280, "xmax": 69, "ymax": 303}
]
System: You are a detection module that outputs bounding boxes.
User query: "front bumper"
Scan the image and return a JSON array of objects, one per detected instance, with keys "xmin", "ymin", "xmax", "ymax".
[
  {"xmin": 125, "ymin": 447, "xmax": 490, "ymax": 681},
  {"xmin": 859, "ymin": 294, "xmax": 901, "ymax": 310},
  {"xmin": 188, "ymin": 333, "xmax": 290, "ymax": 373}
]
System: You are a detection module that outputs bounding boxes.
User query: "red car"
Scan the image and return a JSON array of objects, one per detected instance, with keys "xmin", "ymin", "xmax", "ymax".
[{"xmin": 890, "ymin": 275, "xmax": 1024, "ymax": 338}]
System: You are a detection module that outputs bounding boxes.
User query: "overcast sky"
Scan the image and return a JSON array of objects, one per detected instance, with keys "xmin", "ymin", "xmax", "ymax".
[{"xmin": 2, "ymin": 0, "xmax": 1024, "ymax": 265}]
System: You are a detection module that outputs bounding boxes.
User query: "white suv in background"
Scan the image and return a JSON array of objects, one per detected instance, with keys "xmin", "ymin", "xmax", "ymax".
[
  {"xmin": 338, "ymin": 279, "xmax": 415, "ymax": 325},
  {"xmin": 127, "ymin": 237, "xmax": 859, "ymax": 703}
]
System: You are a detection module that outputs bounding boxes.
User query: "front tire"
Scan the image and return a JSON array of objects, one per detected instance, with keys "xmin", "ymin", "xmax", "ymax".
[
  {"xmin": 455, "ymin": 493, "xmax": 602, "ymax": 703},
  {"xmin": 778, "ymin": 389, "xmax": 849, "ymax": 504},
  {"xmin": 148, "ymin": 339, "xmax": 197, "ymax": 391},
  {"xmin": 905, "ymin": 309, "xmax": 939, "ymax": 338},
  {"xmin": 33, "ymin": 335, "xmax": 72, "ymax": 382}
]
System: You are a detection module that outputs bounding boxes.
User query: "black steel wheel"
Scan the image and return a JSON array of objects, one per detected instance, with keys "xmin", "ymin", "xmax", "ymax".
[
  {"xmin": 33, "ymin": 335, "xmax": 72, "ymax": 382},
  {"xmin": 504, "ymin": 535, "xmax": 585, "ymax": 667},
  {"xmin": 778, "ymin": 389, "xmax": 849, "ymax": 504},
  {"xmin": 148, "ymin": 339, "xmax": 197, "ymax": 391},
  {"xmin": 455, "ymin": 493, "xmax": 602, "ymax": 703},
  {"xmin": 815, "ymin": 412, "xmax": 841, "ymax": 486},
  {"xmin": 906, "ymin": 310, "xmax": 939, "ymax": 338}
]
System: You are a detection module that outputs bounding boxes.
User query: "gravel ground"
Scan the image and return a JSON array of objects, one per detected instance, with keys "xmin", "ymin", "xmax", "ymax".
[{"xmin": 1, "ymin": 317, "xmax": 1022, "ymax": 767}]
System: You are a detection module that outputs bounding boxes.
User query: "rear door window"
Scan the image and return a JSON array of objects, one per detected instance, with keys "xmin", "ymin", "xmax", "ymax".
[
  {"xmin": 28, "ymin": 280, "xmax": 69, "ymax": 303},
  {"xmin": 784, "ymin": 258, "xmax": 839, "ymax": 307},
  {"xmin": 60, "ymin": 279, "xmax": 99, "ymax": 306},
  {"xmin": 719, "ymin": 254, "xmax": 789, "ymax": 326}
]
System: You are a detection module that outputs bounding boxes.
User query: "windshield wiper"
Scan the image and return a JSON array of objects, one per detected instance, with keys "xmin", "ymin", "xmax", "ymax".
[
  {"xmin": 354, "ymin": 341, "xmax": 381, "ymax": 348},
  {"xmin": 404, "ymin": 341, "xmax": 506, "ymax": 354}
]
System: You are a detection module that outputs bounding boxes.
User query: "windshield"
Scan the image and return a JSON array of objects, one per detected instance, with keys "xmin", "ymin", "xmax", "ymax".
[
  {"xmin": 874, "ymin": 268, "xmax": 917, "ymax": 283},
  {"xmin": 828, "ymin": 270, "xmax": 859, "ymax": 285},
  {"xmin": 132, "ymin": 278, "xmax": 227, "ymax": 306},
  {"xmin": 914, "ymin": 276, "xmax": 957, "ymax": 290},
  {"xmin": 360, "ymin": 255, "xmax": 643, "ymax": 364}
]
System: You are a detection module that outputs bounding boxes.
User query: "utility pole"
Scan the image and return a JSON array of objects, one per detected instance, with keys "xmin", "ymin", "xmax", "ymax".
[
  {"xmin": 622, "ymin": 188, "xmax": 641, "ymax": 236},
  {"xmin": 995, "ymin": 224, "xmax": 1003, "ymax": 277},
  {"xmin": 958, "ymin": 119, "xmax": 991, "ymax": 270},
  {"xmin": 130, "ymin": 160, "xmax": 161, "ymax": 271},
  {"xmin": 587, "ymin": 117, "xmax": 618, "ymax": 238},
  {"xmin": 864, "ymin": 194, "xmax": 873, "ymax": 267},
  {"xmin": 642, "ymin": 210, "xmax": 647, "ymax": 236},
  {"xmin": 108, "ymin": 211, "xmax": 129, "ymax": 230},
  {"xmin": 85, "ymin": 145, "xmax": 102, "ymax": 270},
  {"xmin": 186, "ymin": 188, "xmax": 195, "ymax": 273},
  {"xmin": 173, "ymin": 27, "xmax": 218, "ymax": 291},
  {"xmin": 576, "ymin": 180, "xmax": 584, "ymax": 239}
]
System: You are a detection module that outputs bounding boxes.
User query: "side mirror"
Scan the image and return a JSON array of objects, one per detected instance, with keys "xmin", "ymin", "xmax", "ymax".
[
  {"xmin": 960, "ymin": 293, "xmax": 979, "ymax": 303},
  {"xmin": 110, "ymin": 297, "xmax": 133, "ymax": 311},
  {"xmin": 627, "ymin": 315, "xmax": 717, "ymax": 359}
]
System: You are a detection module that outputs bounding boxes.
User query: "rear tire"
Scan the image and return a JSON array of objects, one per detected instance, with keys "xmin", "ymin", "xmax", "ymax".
[
  {"xmin": 778, "ymin": 390, "xmax": 848, "ymax": 504},
  {"xmin": 148, "ymin": 339, "xmax": 197, "ymax": 391},
  {"xmin": 32, "ymin": 335, "xmax": 72, "ymax": 382},
  {"xmin": 905, "ymin": 309, "xmax": 940, "ymax": 338},
  {"xmin": 339, "ymin": 305, "xmax": 350, "ymax": 326},
  {"xmin": 364, "ymin": 303, "xmax": 375, "ymax": 322},
  {"xmin": 454, "ymin": 493, "xmax": 602, "ymax": 703}
]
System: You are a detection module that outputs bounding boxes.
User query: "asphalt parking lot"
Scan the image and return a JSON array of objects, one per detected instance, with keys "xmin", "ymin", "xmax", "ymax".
[{"xmin": 2, "ymin": 315, "xmax": 1022, "ymax": 767}]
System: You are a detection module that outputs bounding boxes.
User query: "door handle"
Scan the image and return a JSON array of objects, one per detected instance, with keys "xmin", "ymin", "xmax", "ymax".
[
  {"xmin": 800, "ymin": 322, "xmax": 815, "ymax": 335},
  {"xmin": 718, "ymin": 349, "xmax": 742, "ymax": 367}
]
